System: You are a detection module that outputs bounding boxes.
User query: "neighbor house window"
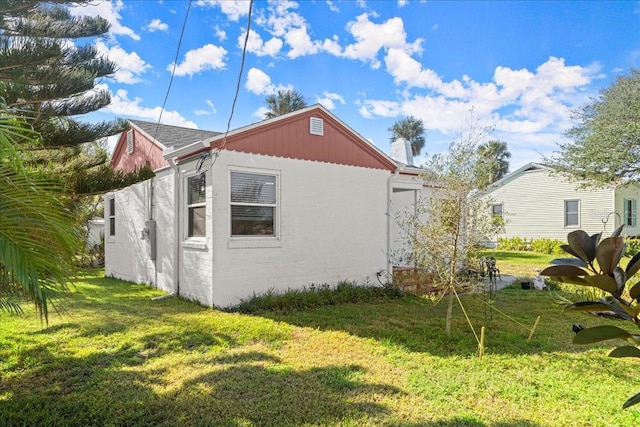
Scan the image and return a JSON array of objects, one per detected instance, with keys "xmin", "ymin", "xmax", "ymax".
[
  {"xmin": 108, "ymin": 197, "xmax": 116, "ymax": 236},
  {"xmin": 230, "ymin": 171, "xmax": 277, "ymax": 236},
  {"xmin": 625, "ymin": 198, "xmax": 637, "ymax": 227},
  {"xmin": 187, "ymin": 173, "xmax": 206, "ymax": 237},
  {"xmin": 564, "ymin": 199, "xmax": 580, "ymax": 227},
  {"xmin": 491, "ymin": 203, "xmax": 503, "ymax": 220}
]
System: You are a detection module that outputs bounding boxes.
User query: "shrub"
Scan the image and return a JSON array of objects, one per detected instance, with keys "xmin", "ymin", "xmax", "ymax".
[
  {"xmin": 227, "ymin": 281, "xmax": 403, "ymax": 314},
  {"xmin": 497, "ymin": 237, "xmax": 528, "ymax": 251},
  {"xmin": 529, "ymin": 238, "xmax": 565, "ymax": 255}
]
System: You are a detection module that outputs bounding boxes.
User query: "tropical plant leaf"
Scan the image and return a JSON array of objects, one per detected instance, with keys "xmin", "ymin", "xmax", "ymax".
[
  {"xmin": 613, "ymin": 266, "xmax": 626, "ymax": 294},
  {"xmin": 630, "ymin": 282, "xmax": 640, "ymax": 300},
  {"xmin": 611, "ymin": 224, "xmax": 624, "ymax": 238},
  {"xmin": 623, "ymin": 391, "xmax": 640, "ymax": 409},
  {"xmin": 609, "ymin": 345, "xmax": 640, "ymax": 358},
  {"xmin": 626, "ymin": 251, "xmax": 640, "ymax": 279},
  {"xmin": 582, "ymin": 275, "xmax": 618, "ymax": 293},
  {"xmin": 540, "ymin": 265, "xmax": 588, "ymax": 277},
  {"xmin": 591, "ymin": 232, "xmax": 602, "ymax": 248},
  {"xmin": 564, "ymin": 301, "xmax": 614, "ymax": 313},
  {"xmin": 567, "ymin": 230, "xmax": 596, "ymax": 263},
  {"xmin": 560, "ymin": 244, "xmax": 582, "ymax": 259},
  {"xmin": 596, "ymin": 237, "xmax": 625, "ymax": 275},
  {"xmin": 573, "ymin": 325, "xmax": 632, "ymax": 344},
  {"xmin": 549, "ymin": 258, "xmax": 588, "ymax": 268}
]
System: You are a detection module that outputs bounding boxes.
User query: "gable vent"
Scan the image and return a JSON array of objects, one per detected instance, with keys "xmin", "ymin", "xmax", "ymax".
[
  {"xmin": 309, "ymin": 117, "xmax": 324, "ymax": 136},
  {"xmin": 126, "ymin": 130, "xmax": 134, "ymax": 154}
]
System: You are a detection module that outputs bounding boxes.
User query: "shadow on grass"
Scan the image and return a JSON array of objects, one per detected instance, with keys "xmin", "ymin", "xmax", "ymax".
[
  {"xmin": 1, "ymin": 344, "xmax": 401, "ymax": 426},
  {"xmin": 256, "ymin": 288, "xmax": 622, "ymax": 358}
]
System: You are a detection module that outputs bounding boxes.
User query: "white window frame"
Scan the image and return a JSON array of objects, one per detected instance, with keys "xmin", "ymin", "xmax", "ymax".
[
  {"xmin": 107, "ymin": 196, "xmax": 116, "ymax": 238},
  {"xmin": 185, "ymin": 172, "xmax": 207, "ymax": 239},
  {"xmin": 491, "ymin": 203, "xmax": 503, "ymax": 220},
  {"xmin": 229, "ymin": 167, "xmax": 280, "ymax": 244},
  {"xmin": 564, "ymin": 199, "xmax": 580, "ymax": 227},
  {"xmin": 625, "ymin": 198, "xmax": 637, "ymax": 227}
]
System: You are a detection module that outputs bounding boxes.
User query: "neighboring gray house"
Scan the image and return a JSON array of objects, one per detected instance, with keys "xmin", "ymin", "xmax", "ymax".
[{"xmin": 481, "ymin": 162, "xmax": 640, "ymax": 242}]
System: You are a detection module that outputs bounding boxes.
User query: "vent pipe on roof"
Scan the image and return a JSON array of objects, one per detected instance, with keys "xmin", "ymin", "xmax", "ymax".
[{"xmin": 390, "ymin": 138, "xmax": 414, "ymax": 166}]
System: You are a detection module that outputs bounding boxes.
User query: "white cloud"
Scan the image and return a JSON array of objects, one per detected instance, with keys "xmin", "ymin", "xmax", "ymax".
[
  {"xmin": 245, "ymin": 68, "xmax": 276, "ymax": 95},
  {"xmin": 169, "ymin": 44, "xmax": 227, "ymax": 77},
  {"xmin": 285, "ymin": 26, "xmax": 321, "ymax": 58},
  {"xmin": 195, "ymin": 0, "xmax": 251, "ymax": 21},
  {"xmin": 70, "ymin": 0, "xmax": 139, "ymax": 40},
  {"xmin": 100, "ymin": 86, "xmax": 197, "ymax": 128},
  {"xmin": 214, "ymin": 25, "xmax": 227, "ymax": 41},
  {"xmin": 146, "ymin": 18, "xmax": 168, "ymax": 32},
  {"xmin": 316, "ymin": 91, "xmax": 345, "ymax": 110},
  {"xmin": 241, "ymin": 30, "xmax": 283, "ymax": 57},
  {"xmin": 95, "ymin": 41, "xmax": 151, "ymax": 84},
  {"xmin": 398, "ymin": 0, "xmax": 409, "ymax": 6},
  {"xmin": 341, "ymin": 14, "xmax": 423, "ymax": 68},
  {"xmin": 326, "ymin": 1, "xmax": 339, "ymax": 12},
  {"xmin": 195, "ymin": 100, "xmax": 217, "ymax": 116},
  {"xmin": 252, "ymin": 106, "xmax": 271, "ymax": 119},
  {"xmin": 245, "ymin": 68, "xmax": 293, "ymax": 100}
]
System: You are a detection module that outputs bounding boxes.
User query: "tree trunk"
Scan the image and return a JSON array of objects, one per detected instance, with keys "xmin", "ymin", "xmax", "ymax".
[{"xmin": 445, "ymin": 285, "xmax": 454, "ymax": 338}]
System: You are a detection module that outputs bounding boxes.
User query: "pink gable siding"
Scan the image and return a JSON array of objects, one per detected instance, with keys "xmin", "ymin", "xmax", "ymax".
[
  {"xmin": 181, "ymin": 108, "xmax": 396, "ymax": 171},
  {"xmin": 110, "ymin": 129, "xmax": 168, "ymax": 173}
]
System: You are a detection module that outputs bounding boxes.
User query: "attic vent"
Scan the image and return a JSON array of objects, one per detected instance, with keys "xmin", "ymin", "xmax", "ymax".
[
  {"xmin": 309, "ymin": 117, "xmax": 324, "ymax": 136},
  {"xmin": 126, "ymin": 130, "xmax": 134, "ymax": 154}
]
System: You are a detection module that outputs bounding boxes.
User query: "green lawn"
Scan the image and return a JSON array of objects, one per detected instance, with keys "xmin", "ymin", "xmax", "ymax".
[{"xmin": 2, "ymin": 269, "xmax": 640, "ymax": 426}]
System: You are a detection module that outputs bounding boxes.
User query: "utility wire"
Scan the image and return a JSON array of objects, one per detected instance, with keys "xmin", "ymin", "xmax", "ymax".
[
  {"xmin": 146, "ymin": 0, "xmax": 192, "ymax": 160},
  {"xmin": 209, "ymin": 0, "xmax": 254, "ymax": 163}
]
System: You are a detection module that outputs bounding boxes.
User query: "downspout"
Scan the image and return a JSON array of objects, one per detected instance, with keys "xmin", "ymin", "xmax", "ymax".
[{"xmin": 387, "ymin": 168, "xmax": 400, "ymax": 277}]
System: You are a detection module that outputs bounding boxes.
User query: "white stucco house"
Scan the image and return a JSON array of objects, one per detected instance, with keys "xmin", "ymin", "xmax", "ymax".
[
  {"xmin": 105, "ymin": 105, "xmax": 432, "ymax": 308},
  {"xmin": 481, "ymin": 162, "xmax": 640, "ymax": 242}
]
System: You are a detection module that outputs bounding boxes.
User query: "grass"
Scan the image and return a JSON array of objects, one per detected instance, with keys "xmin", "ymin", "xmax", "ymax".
[
  {"xmin": 480, "ymin": 250, "xmax": 557, "ymax": 278},
  {"xmin": 2, "ymin": 268, "xmax": 640, "ymax": 426}
]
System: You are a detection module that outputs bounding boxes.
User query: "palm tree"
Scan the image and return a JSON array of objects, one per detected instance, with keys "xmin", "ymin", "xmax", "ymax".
[
  {"xmin": 0, "ymin": 110, "xmax": 81, "ymax": 321},
  {"xmin": 264, "ymin": 89, "xmax": 307, "ymax": 119},
  {"xmin": 389, "ymin": 116, "xmax": 426, "ymax": 156},
  {"xmin": 476, "ymin": 140, "xmax": 511, "ymax": 188}
]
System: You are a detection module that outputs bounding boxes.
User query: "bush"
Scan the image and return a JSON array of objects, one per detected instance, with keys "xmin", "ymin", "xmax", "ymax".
[
  {"xmin": 227, "ymin": 281, "xmax": 404, "ymax": 314},
  {"xmin": 529, "ymin": 238, "xmax": 565, "ymax": 255},
  {"xmin": 497, "ymin": 237, "xmax": 565, "ymax": 254}
]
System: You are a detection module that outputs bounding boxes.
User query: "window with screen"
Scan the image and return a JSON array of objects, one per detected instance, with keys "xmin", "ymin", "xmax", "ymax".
[
  {"xmin": 187, "ymin": 173, "xmax": 206, "ymax": 237},
  {"xmin": 230, "ymin": 171, "xmax": 277, "ymax": 236},
  {"xmin": 564, "ymin": 199, "xmax": 579, "ymax": 227}
]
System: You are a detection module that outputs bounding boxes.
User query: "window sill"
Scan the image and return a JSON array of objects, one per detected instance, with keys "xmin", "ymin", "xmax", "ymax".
[
  {"xmin": 228, "ymin": 237, "xmax": 281, "ymax": 249},
  {"xmin": 182, "ymin": 239, "xmax": 208, "ymax": 250}
]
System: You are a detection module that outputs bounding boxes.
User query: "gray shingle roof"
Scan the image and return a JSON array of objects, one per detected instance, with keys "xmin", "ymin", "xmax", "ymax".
[{"xmin": 129, "ymin": 119, "xmax": 221, "ymax": 149}]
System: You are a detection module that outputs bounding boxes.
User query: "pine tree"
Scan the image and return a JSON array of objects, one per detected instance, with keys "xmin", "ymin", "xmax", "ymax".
[{"xmin": 0, "ymin": 0, "xmax": 153, "ymax": 197}]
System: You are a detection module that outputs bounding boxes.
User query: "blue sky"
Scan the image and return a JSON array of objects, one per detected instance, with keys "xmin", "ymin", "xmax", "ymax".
[{"xmin": 72, "ymin": 0, "xmax": 640, "ymax": 170}]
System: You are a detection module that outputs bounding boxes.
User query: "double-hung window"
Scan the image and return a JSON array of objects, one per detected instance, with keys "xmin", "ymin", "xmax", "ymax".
[
  {"xmin": 230, "ymin": 171, "xmax": 277, "ymax": 237},
  {"xmin": 625, "ymin": 198, "xmax": 637, "ymax": 227},
  {"xmin": 491, "ymin": 203, "xmax": 503, "ymax": 220},
  {"xmin": 107, "ymin": 197, "xmax": 116, "ymax": 237},
  {"xmin": 564, "ymin": 199, "xmax": 579, "ymax": 227},
  {"xmin": 187, "ymin": 173, "xmax": 206, "ymax": 238}
]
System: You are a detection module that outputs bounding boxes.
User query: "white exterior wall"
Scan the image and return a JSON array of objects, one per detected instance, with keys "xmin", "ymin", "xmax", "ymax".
[
  {"xmin": 105, "ymin": 151, "xmax": 427, "ymax": 308},
  {"xmin": 614, "ymin": 183, "xmax": 640, "ymax": 237},
  {"xmin": 104, "ymin": 169, "xmax": 175, "ymax": 292},
  {"xmin": 206, "ymin": 150, "xmax": 391, "ymax": 307},
  {"xmin": 486, "ymin": 168, "xmax": 615, "ymax": 241}
]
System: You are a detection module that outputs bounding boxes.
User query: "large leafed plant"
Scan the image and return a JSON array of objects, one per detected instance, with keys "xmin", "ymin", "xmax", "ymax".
[{"xmin": 541, "ymin": 226, "xmax": 640, "ymax": 409}]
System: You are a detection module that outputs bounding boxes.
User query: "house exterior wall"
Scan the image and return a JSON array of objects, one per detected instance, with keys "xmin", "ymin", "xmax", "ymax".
[
  {"xmin": 206, "ymin": 150, "xmax": 391, "ymax": 308},
  {"xmin": 614, "ymin": 183, "xmax": 640, "ymax": 236},
  {"xmin": 104, "ymin": 169, "xmax": 175, "ymax": 292},
  {"xmin": 485, "ymin": 168, "xmax": 615, "ymax": 241},
  {"xmin": 110, "ymin": 128, "xmax": 168, "ymax": 173}
]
